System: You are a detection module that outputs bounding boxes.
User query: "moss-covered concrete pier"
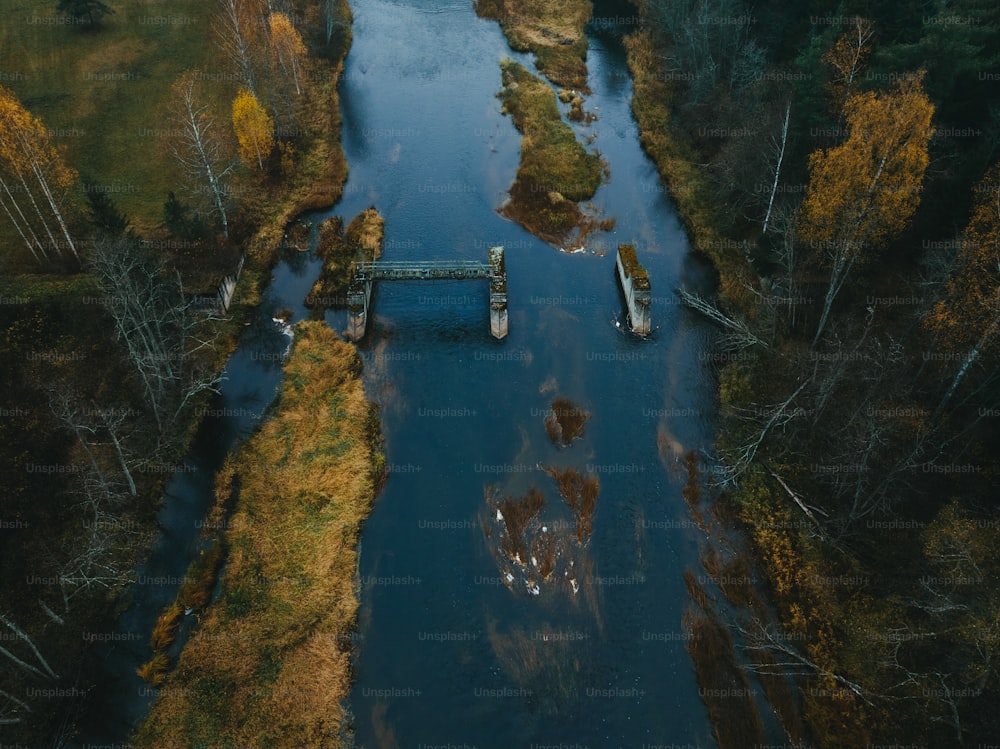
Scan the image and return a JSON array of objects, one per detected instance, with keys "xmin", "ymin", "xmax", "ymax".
[{"xmin": 616, "ymin": 244, "xmax": 651, "ymax": 335}]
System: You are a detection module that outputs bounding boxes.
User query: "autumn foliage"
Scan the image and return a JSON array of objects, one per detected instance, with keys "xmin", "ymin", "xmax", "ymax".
[
  {"xmin": 822, "ymin": 17, "xmax": 874, "ymax": 112},
  {"xmin": 231, "ymin": 87, "xmax": 274, "ymax": 170},
  {"xmin": 800, "ymin": 73, "xmax": 934, "ymax": 253},
  {"xmin": 925, "ymin": 164, "xmax": 1000, "ymax": 356},
  {"xmin": 269, "ymin": 12, "xmax": 308, "ymax": 96},
  {"xmin": 134, "ymin": 321, "xmax": 381, "ymax": 746},
  {"xmin": 799, "ymin": 72, "xmax": 934, "ymax": 342},
  {"xmin": 0, "ymin": 85, "xmax": 80, "ymax": 263},
  {"xmin": 923, "ymin": 163, "xmax": 1000, "ymax": 414}
]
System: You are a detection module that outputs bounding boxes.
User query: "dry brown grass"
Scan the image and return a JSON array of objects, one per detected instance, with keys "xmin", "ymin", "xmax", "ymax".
[
  {"xmin": 476, "ymin": 0, "xmax": 593, "ymax": 90},
  {"xmin": 180, "ymin": 542, "xmax": 227, "ymax": 612},
  {"xmin": 544, "ymin": 396, "xmax": 590, "ymax": 446},
  {"xmin": 497, "ymin": 488, "xmax": 546, "ymax": 564},
  {"xmin": 497, "ymin": 61, "xmax": 603, "ymax": 245},
  {"xmin": 133, "ymin": 321, "xmax": 380, "ymax": 747},
  {"xmin": 139, "ymin": 539, "xmax": 229, "ymax": 687},
  {"xmin": 346, "ymin": 207, "xmax": 384, "ymax": 260},
  {"xmin": 136, "ymin": 652, "xmax": 170, "ymax": 688},
  {"xmin": 307, "ymin": 208, "xmax": 384, "ymax": 313},
  {"xmin": 149, "ymin": 603, "xmax": 183, "ymax": 654},
  {"xmin": 545, "ymin": 467, "xmax": 599, "ymax": 544}
]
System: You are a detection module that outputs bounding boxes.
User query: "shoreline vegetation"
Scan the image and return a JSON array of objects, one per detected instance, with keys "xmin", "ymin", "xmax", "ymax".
[
  {"xmin": 133, "ymin": 321, "xmax": 383, "ymax": 746},
  {"xmin": 496, "ymin": 60, "xmax": 608, "ymax": 246},
  {"xmin": 676, "ymin": 450, "xmax": 808, "ymax": 748},
  {"xmin": 626, "ymin": 2, "xmax": 1000, "ymax": 746},
  {"xmin": 474, "ymin": 0, "xmax": 593, "ymax": 91},
  {"xmin": 307, "ymin": 206, "xmax": 385, "ymax": 314},
  {"xmin": 623, "ymin": 31, "xmax": 739, "ymax": 298},
  {"xmin": 0, "ymin": 0, "xmax": 355, "ymax": 743}
]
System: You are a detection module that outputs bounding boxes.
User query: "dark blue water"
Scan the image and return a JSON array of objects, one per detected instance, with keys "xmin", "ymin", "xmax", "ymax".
[
  {"xmin": 333, "ymin": 1, "xmax": 722, "ymax": 746},
  {"xmin": 77, "ymin": 1, "xmax": 731, "ymax": 746}
]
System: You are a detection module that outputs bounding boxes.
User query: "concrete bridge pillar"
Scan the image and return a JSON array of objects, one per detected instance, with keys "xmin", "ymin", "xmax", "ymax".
[
  {"xmin": 346, "ymin": 280, "xmax": 371, "ymax": 341},
  {"xmin": 616, "ymin": 244, "xmax": 651, "ymax": 335},
  {"xmin": 489, "ymin": 246, "xmax": 508, "ymax": 340}
]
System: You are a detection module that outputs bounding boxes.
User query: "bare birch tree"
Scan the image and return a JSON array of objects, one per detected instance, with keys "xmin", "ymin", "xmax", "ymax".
[
  {"xmin": 215, "ymin": 0, "xmax": 263, "ymax": 94},
  {"xmin": 0, "ymin": 85, "xmax": 80, "ymax": 263},
  {"xmin": 169, "ymin": 71, "xmax": 234, "ymax": 237},
  {"xmin": 90, "ymin": 235, "xmax": 224, "ymax": 438}
]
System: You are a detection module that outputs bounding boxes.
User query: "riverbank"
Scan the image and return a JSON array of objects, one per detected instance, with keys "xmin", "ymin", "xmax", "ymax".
[
  {"xmin": 0, "ymin": 1, "xmax": 354, "ymax": 742},
  {"xmin": 132, "ymin": 321, "xmax": 383, "ymax": 747},
  {"xmin": 623, "ymin": 31, "xmax": 750, "ymax": 309},
  {"xmin": 623, "ymin": 24, "xmax": 871, "ymax": 745},
  {"xmin": 475, "ymin": 0, "xmax": 593, "ymax": 90},
  {"xmin": 243, "ymin": 5, "xmax": 353, "ymax": 271},
  {"xmin": 307, "ymin": 207, "xmax": 385, "ymax": 312},
  {"xmin": 625, "ymin": 9, "xmax": 1000, "ymax": 747}
]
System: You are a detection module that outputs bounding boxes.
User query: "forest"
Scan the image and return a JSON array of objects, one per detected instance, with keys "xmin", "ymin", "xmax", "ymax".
[
  {"xmin": 0, "ymin": 0, "xmax": 352, "ymax": 742},
  {"xmin": 626, "ymin": 0, "xmax": 1000, "ymax": 745},
  {"xmin": 0, "ymin": 0, "xmax": 997, "ymax": 746}
]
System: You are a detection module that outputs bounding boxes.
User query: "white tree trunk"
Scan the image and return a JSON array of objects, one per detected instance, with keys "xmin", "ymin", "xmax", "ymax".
[
  {"xmin": 935, "ymin": 313, "xmax": 999, "ymax": 420},
  {"xmin": 762, "ymin": 102, "xmax": 790, "ymax": 235},
  {"xmin": 0, "ymin": 615, "xmax": 57, "ymax": 679}
]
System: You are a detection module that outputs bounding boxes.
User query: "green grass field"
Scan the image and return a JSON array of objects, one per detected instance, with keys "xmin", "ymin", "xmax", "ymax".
[{"xmin": 0, "ymin": 0, "xmax": 224, "ymax": 244}]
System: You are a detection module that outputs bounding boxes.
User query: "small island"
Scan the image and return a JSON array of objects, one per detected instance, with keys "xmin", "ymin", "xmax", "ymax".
[{"xmin": 496, "ymin": 60, "xmax": 605, "ymax": 246}]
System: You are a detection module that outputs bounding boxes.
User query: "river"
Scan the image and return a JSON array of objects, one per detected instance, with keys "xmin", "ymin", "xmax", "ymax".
[
  {"xmin": 76, "ymin": 0, "xmax": 730, "ymax": 745},
  {"xmin": 334, "ymin": 0, "xmax": 723, "ymax": 746}
]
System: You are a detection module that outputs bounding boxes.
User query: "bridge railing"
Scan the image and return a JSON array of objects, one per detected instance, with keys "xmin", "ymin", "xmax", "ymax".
[{"xmin": 351, "ymin": 259, "xmax": 496, "ymax": 281}]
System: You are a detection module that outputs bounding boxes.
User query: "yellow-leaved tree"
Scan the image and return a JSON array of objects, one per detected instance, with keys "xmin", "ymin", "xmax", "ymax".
[
  {"xmin": 924, "ymin": 164, "xmax": 1000, "ymax": 417},
  {"xmin": 0, "ymin": 85, "xmax": 79, "ymax": 263},
  {"xmin": 269, "ymin": 12, "xmax": 308, "ymax": 96},
  {"xmin": 798, "ymin": 72, "xmax": 934, "ymax": 345},
  {"xmin": 232, "ymin": 87, "xmax": 274, "ymax": 170},
  {"xmin": 822, "ymin": 16, "xmax": 875, "ymax": 113}
]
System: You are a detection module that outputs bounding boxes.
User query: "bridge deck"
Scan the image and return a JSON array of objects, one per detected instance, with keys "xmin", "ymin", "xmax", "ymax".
[
  {"xmin": 352, "ymin": 260, "xmax": 495, "ymax": 282},
  {"xmin": 346, "ymin": 249, "xmax": 507, "ymax": 339}
]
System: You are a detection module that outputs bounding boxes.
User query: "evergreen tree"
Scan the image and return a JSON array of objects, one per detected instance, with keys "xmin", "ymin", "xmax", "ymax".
[
  {"xmin": 83, "ymin": 177, "xmax": 130, "ymax": 236},
  {"xmin": 56, "ymin": 0, "xmax": 115, "ymax": 26}
]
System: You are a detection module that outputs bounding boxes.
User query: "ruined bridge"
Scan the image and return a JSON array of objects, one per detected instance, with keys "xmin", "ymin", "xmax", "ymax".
[{"xmin": 346, "ymin": 246, "xmax": 508, "ymax": 340}]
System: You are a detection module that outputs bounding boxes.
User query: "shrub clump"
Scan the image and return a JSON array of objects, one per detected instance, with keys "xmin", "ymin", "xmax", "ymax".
[
  {"xmin": 544, "ymin": 396, "xmax": 590, "ymax": 447},
  {"xmin": 306, "ymin": 207, "xmax": 384, "ymax": 313}
]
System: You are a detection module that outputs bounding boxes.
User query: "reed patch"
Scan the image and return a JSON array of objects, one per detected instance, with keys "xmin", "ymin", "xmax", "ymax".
[
  {"xmin": 475, "ymin": 0, "xmax": 593, "ymax": 90},
  {"xmin": 133, "ymin": 321, "xmax": 382, "ymax": 747},
  {"xmin": 307, "ymin": 206, "xmax": 384, "ymax": 313},
  {"xmin": 544, "ymin": 396, "xmax": 590, "ymax": 446}
]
